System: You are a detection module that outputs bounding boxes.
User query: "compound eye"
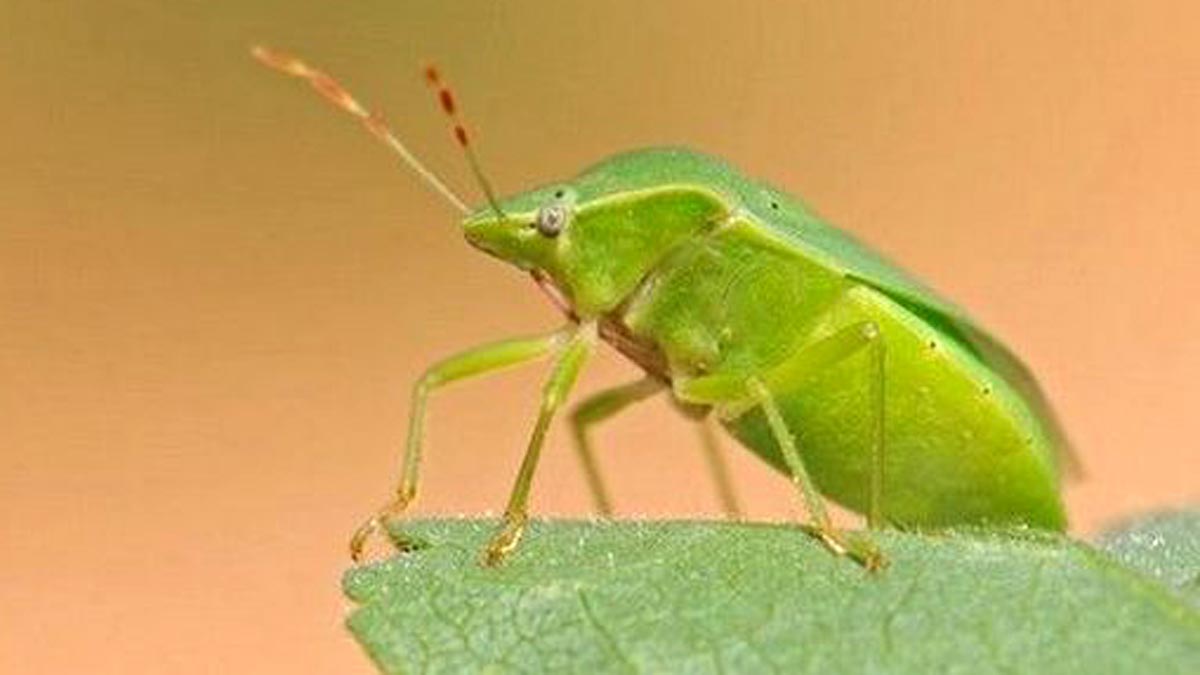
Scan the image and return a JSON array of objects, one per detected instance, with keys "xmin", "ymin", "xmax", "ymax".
[{"xmin": 535, "ymin": 204, "xmax": 569, "ymax": 237}]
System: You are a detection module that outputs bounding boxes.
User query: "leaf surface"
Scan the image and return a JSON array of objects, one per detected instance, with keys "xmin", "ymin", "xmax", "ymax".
[
  {"xmin": 344, "ymin": 518, "xmax": 1200, "ymax": 674},
  {"xmin": 1097, "ymin": 510, "xmax": 1200, "ymax": 607}
]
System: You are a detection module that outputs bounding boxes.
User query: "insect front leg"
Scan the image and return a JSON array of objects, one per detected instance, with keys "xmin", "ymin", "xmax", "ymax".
[
  {"xmin": 677, "ymin": 321, "xmax": 887, "ymax": 570},
  {"xmin": 481, "ymin": 322, "xmax": 599, "ymax": 567},
  {"xmin": 349, "ymin": 328, "xmax": 572, "ymax": 563},
  {"xmin": 569, "ymin": 377, "xmax": 664, "ymax": 515}
]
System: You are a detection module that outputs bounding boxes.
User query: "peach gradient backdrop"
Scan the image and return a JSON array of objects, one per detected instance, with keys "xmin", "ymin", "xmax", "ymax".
[{"xmin": 2, "ymin": 2, "xmax": 1197, "ymax": 673}]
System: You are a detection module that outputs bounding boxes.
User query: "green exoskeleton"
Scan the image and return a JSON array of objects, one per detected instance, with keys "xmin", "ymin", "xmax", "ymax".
[{"xmin": 254, "ymin": 47, "xmax": 1072, "ymax": 570}]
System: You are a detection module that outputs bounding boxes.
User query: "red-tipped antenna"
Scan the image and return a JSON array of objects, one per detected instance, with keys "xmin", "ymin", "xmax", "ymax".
[
  {"xmin": 422, "ymin": 63, "xmax": 506, "ymax": 218},
  {"xmin": 252, "ymin": 45, "xmax": 470, "ymax": 215}
]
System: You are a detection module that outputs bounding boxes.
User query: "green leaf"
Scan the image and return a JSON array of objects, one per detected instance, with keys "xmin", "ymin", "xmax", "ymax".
[
  {"xmin": 343, "ymin": 519, "xmax": 1200, "ymax": 674},
  {"xmin": 1097, "ymin": 510, "xmax": 1200, "ymax": 608}
]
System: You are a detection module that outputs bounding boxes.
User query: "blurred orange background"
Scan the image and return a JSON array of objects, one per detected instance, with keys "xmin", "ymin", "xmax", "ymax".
[{"xmin": 2, "ymin": 2, "xmax": 1197, "ymax": 672}]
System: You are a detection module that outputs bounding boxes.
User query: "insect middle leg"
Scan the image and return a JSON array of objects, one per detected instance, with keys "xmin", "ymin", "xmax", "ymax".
[
  {"xmin": 678, "ymin": 321, "xmax": 887, "ymax": 569},
  {"xmin": 349, "ymin": 327, "xmax": 572, "ymax": 562},
  {"xmin": 672, "ymin": 401, "xmax": 743, "ymax": 519},
  {"xmin": 569, "ymin": 380, "xmax": 744, "ymax": 519},
  {"xmin": 569, "ymin": 377, "xmax": 663, "ymax": 515},
  {"xmin": 481, "ymin": 322, "xmax": 598, "ymax": 566}
]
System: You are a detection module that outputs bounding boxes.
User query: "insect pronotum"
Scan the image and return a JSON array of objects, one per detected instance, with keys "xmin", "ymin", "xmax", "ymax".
[{"xmin": 253, "ymin": 46, "xmax": 1074, "ymax": 570}]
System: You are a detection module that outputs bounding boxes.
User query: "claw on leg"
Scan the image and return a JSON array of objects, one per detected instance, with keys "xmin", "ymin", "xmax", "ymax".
[
  {"xmin": 480, "ymin": 513, "xmax": 528, "ymax": 567},
  {"xmin": 348, "ymin": 492, "xmax": 413, "ymax": 563},
  {"xmin": 811, "ymin": 526, "xmax": 887, "ymax": 572}
]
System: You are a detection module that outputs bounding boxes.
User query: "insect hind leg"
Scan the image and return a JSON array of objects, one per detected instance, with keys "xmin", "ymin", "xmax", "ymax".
[{"xmin": 678, "ymin": 320, "xmax": 888, "ymax": 570}]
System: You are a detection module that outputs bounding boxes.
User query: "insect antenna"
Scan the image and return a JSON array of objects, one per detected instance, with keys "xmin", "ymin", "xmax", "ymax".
[
  {"xmin": 422, "ymin": 63, "xmax": 506, "ymax": 219},
  {"xmin": 251, "ymin": 45, "xmax": 470, "ymax": 215}
]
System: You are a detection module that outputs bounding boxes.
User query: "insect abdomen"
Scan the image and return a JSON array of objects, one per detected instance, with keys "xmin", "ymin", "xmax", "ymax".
[
  {"xmin": 723, "ymin": 283, "xmax": 1065, "ymax": 529},
  {"xmin": 617, "ymin": 219, "xmax": 1065, "ymax": 530}
]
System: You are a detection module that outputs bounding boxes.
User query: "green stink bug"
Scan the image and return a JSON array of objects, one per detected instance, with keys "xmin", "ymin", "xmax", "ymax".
[{"xmin": 254, "ymin": 47, "xmax": 1073, "ymax": 569}]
